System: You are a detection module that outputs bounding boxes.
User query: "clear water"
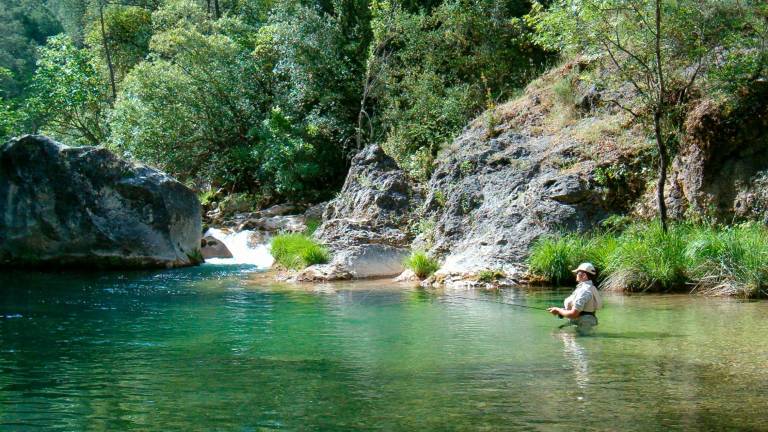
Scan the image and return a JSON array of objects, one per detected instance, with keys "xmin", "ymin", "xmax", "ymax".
[{"xmin": 1, "ymin": 265, "xmax": 767, "ymax": 431}]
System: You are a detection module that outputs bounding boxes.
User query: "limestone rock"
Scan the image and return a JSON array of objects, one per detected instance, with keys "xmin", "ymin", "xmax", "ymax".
[
  {"xmin": 332, "ymin": 244, "xmax": 410, "ymax": 279},
  {"xmin": 200, "ymin": 236, "xmax": 233, "ymax": 259},
  {"xmin": 238, "ymin": 215, "xmax": 305, "ymax": 233},
  {"xmin": 293, "ymin": 263, "xmax": 352, "ymax": 282},
  {"xmin": 414, "ymin": 128, "xmax": 612, "ymax": 275},
  {"xmin": 661, "ymin": 89, "xmax": 768, "ymax": 223},
  {"xmin": 0, "ymin": 135, "xmax": 202, "ymax": 269},
  {"xmin": 394, "ymin": 269, "xmax": 419, "ymax": 282},
  {"xmin": 217, "ymin": 193, "xmax": 255, "ymax": 215},
  {"xmin": 261, "ymin": 203, "xmax": 302, "ymax": 217},
  {"xmin": 304, "ymin": 201, "xmax": 328, "ymax": 221},
  {"xmin": 314, "ymin": 145, "xmax": 419, "ymax": 278}
]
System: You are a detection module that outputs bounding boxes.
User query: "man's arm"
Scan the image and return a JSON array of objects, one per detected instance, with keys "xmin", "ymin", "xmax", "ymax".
[
  {"xmin": 547, "ymin": 307, "xmax": 581, "ymax": 319},
  {"xmin": 547, "ymin": 288, "xmax": 592, "ymax": 318}
]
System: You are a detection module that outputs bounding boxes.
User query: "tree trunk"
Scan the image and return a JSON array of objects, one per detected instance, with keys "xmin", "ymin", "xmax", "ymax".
[
  {"xmin": 213, "ymin": 0, "xmax": 220, "ymax": 18},
  {"xmin": 654, "ymin": 110, "xmax": 668, "ymax": 232},
  {"xmin": 356, "ymin": 105, "xmax": 365, "ymax": 150},
  {"xmin": 653, "ymin": 0, "xmax": 668, "ymax": 232},
  {"xmin": 98, "ymin": 0, "xmax": 117, "ymax": 103}
]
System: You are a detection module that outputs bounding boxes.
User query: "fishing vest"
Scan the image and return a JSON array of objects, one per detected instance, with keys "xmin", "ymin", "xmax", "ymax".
[{"xmin": 564, "ymin": 280, "xmax": 602, "ymax": 313}]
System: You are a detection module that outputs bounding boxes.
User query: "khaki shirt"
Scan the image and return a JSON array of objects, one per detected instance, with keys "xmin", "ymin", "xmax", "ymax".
[{"xmin": 564, "ymin": 280, "xmax": 601, "ymax": 313}]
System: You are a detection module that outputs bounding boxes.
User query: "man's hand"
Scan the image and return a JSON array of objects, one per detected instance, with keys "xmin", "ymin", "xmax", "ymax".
[{"xmin": 547, "ymin": 307, "xmax": 563, "ymax": 317}]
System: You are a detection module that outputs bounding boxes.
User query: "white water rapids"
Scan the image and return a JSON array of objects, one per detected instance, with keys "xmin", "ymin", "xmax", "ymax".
[{"xmin": 203, "ymin": 228, "xmax": 274, "ymax": 268}]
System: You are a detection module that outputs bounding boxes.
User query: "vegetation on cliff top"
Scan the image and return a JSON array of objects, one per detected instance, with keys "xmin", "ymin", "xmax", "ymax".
[{"xmin": 530, "ymin": 0, "xmax": 766, "ymax": 230}]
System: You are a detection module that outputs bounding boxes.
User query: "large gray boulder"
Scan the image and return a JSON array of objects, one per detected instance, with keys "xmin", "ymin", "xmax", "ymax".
[
  {"xmin": 0, "ymin": 135, "xmax": 202, "ymax": 269},
  {"xmin": 312, "ymin": 145, "xmax": 419, "ymax": 278},
  {"xmin": 415, "ymin": 127, "xmax": 615, "ymax": 276}
]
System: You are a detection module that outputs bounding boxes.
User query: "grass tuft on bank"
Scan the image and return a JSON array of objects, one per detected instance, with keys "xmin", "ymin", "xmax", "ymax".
[
  {"xmin": 528, "ymin": 222, "xmax": 768, "ymax": 298},
  {"xmin": 271, "ymin": 233, "xmax": 330, "ymax": 270},
  {"xmin": 528, "ymin": 233, "xmax": 616, "ymax": 285},
  {"xmin": 685, "ymin": 223, "xmax": 768, "ymax": 298},
  {"xmin": 404, "ymin": 251, "xmax": 440, "ymax": 279}
]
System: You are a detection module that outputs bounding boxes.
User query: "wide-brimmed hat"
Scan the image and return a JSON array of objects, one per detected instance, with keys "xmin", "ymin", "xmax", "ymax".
[{"xmin": 571, "ymin": 262, "xmax": 596, "ymax": 275}]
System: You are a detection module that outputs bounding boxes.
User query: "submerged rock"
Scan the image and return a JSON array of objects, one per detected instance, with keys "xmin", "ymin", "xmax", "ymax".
[
  {"xmin": 313, "ymin": 144, "xmax": 419, "ymax": 279},
  {"xmin": 0, "ymin": 135, "xmax": 202, "ymax": 269}
]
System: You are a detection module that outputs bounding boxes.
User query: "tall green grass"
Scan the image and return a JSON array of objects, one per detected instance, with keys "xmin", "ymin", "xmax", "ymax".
[
  {"xmin": 528, "ymin": 232, "xmax": 616, "ymax": 286},
  {"xmin": 527, "ymin": 222, "xmax": 768, "ymax": 297},
  {"xmin": 686, "ymin": 223, "xmax": 768, "ymax": 297},
  {"xmin": 602, "ymin": 223, "xmax": 690, "ymax": 292},
  {"xmin": 271, "ymin": 234, "xmax": 330, "ymax": 270},
  {"xmin": 404, "ymin": 251, "xmax": 440, "ymax": 279}
]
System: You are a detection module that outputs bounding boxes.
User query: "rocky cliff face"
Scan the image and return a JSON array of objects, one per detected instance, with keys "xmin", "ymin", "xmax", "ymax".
[
  {"xmin": 311, "ymin": 145, "xmax": 419, "ymax": 278},
  {"xmin": 414, "ymin": 128, "xmax": 614, "ymax": 277},
  {"xmin": 312, "ymin": 61, "xmax": 768, "ymax": 282},
  {"xmin": 661, "ymin": 84, "xmax": 768, "ymax": 223},
  {"xmin": 0, "ymin": 135, "xmax": 202, "ymax": 269}
]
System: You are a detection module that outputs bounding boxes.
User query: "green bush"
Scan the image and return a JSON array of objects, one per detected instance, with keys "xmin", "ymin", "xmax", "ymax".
[
  {"xmin": 528, "ymin": 233, "xmax": 584, "ymax": 286},
  {"xmin": 270, "ymin": 233, "xmax": 329, "ymax": 270},
  {"xmin": 527, "ymin": 232, "xmax": 616, "ymax": 286},
  {"xmin": 404, "ymin": 251, "xmax": 440, "ymax": 279}
]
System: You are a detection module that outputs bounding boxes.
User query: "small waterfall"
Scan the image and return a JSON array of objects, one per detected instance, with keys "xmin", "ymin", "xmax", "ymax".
[{"xmin": 203, "ymin": 228, "xmax": 274, "ymax": 268}]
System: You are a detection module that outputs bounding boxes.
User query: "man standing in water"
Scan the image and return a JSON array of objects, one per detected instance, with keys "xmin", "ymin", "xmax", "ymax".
[{"xmin": 547, "ymin": 263, "xmax": 602, "ymax": 335}]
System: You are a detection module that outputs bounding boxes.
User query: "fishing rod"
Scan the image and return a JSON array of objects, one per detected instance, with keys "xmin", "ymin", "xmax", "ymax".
[
  {"xmin": 355, "ymin": 285, "xmax": 556, "ymax": 313},
  {"xmin": 443, "ymin": 294, "xmax": 550, "ymax": 311},
  {"xmin": 445, "ymin": 294, "xmax": 569, "ymax": 322}
]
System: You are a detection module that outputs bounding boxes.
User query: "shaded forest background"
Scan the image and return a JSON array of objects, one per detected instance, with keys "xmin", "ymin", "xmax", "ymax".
[
  {"xmin": 1, "ymin": 0, "xmax": 765, "ymax": 206},
  {"xmin": 0, "ymin": 0, "xmax": 552, "ymax": 203}
]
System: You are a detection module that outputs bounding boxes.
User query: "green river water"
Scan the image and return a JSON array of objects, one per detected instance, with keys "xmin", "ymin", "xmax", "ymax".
[{"xmin": 1, "ymin": 264, "xmax": 767, "ymax": 431}]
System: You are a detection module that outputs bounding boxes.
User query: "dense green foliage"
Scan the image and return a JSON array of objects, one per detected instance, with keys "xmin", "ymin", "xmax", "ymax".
[
  {"xmin": 529, "ymin": 223, "xmax": 768, "ymax": 298},
  {"xmin": 26, "ymin": 34, "xmax": 110, "ymax": 144},
  {"xmin": 1, "ymin": 0, "xmax": 547, "ymax": 201},
  {"xmin": 529, "ymin": 0, "xmax": 767, "ymax": 229},
  {"xmin": 404, "ymin": 250, "xmax": 440, "ymax": 279},
  {"xmin": 0, "ymin": 0, "xmax": 63, "ymax": 98},
  {"xmin": 270, "ymin": 233, "xmax": 330, "ymax": 270},
  {"xmin": 369, "ymin": 0, "xmax": 550, "ymax": 179},
  {"xmin": 530, "ymin": 0, "xmax": 766, "ymax": 97}
]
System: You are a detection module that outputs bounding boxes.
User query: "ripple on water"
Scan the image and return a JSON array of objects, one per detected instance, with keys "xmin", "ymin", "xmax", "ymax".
[{"xmin": 1, "ymin": 271, "xmax": 768, "ymax": 430}]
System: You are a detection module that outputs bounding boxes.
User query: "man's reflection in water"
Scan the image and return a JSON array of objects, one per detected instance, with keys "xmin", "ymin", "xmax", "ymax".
[{"xmin": 556, "ymin": 331, "xmax": 590, "ymax": 392}]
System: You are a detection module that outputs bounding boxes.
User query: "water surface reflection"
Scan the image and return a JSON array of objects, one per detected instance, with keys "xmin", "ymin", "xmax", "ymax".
[{"xmin": 0, "ymin": 268, "xmax": 766, "ymax": 430}]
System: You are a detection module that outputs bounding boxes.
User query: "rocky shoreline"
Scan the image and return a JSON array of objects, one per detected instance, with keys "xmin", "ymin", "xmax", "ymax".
[{"xmin": 3, "ymin": 66, "xmax": 765, "ymax": 283}]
